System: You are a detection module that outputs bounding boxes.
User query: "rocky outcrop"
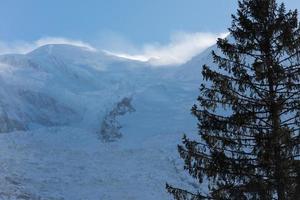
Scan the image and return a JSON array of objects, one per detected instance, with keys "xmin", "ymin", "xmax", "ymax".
[
  {"xmin": 0, "ymin": 115, "xmax": 26, "ymax": 133},
  {"xmin": 0, "ymin": 89, "xmax": 78, "ymax": 133},
  {"xmin": 18, "ymin": 90, "xmax": 77, "ymax": 126},
  {"xmin": 99, "ymin": 97, "xmax": 135, "ymax": 142}
]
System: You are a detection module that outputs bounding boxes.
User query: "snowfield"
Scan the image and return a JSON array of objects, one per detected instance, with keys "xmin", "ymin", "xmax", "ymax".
[
  {"xmin": 0, "ymin": 44, "xmax": 210, "ymax": 199},
  {"xmin": 0, "ymin": 127, "xmax": 193, "ymax": 200}
]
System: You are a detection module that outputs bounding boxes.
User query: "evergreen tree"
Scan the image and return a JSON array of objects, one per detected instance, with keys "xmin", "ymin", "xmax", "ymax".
[{"xmin": 167, "ymin": 0, "xmax": 300, "ymax": 199}]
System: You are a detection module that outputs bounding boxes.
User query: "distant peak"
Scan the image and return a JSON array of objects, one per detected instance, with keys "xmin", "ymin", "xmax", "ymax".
[{"xmin": 27, "ymin": 44, "xmax": 97, "ymax": 56}]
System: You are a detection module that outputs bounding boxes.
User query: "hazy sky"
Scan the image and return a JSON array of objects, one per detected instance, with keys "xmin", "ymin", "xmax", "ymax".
[{"xmin": 1, "ymin": 0, "xmax": 300, "ymax": 65}]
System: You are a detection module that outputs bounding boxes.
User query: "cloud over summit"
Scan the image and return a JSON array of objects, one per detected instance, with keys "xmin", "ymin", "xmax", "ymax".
[
  {"xmin": 0, "ymin": 32, "xmax": 228, "ymax": 66},
  {"xmin": 105, "ymin": 32, "xmax": 228, "ymax": 66},
  {"xmin": 0, "ymin": 37, "xmax": 96, "ymax": 55}
]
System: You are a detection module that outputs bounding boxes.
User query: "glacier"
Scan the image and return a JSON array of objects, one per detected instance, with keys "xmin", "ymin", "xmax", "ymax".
[{"xmin": 0, "ymin": 43, "xmax": 213, "ymax": 199}]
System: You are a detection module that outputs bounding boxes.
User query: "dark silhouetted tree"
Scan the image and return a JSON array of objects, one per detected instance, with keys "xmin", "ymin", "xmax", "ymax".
[{"xmin": 167, "ymin": 0, "xmax": 300, "ymax": 199}]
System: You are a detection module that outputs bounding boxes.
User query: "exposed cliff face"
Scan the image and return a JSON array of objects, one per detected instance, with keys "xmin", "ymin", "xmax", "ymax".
[
  {"xmin": 0, "ymin": 115, "xmax": 26, "ymax": 133},
  {"xmin": 100, "ymin": 97, "xmax": 135, "ymax": 142},
  {"xmin": 18, "ymin": 90, "xmax": 77, "ymax": 126}
]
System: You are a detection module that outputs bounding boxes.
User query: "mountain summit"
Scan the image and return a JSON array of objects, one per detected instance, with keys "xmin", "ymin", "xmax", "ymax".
[{"xmin": 0, "ymin": 43, "xmax": 212, "ymax": 199}]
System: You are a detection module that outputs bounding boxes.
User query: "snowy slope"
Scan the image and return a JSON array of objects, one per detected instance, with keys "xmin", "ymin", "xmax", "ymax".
[{"xmin": 0, "ymin": 44, "xmax": 213, "ymax": 199}]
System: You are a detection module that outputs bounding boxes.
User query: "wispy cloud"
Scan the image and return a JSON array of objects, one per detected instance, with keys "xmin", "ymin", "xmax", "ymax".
[
  {"xmin": 0, "ymin": 37, "xmax": 96, "ymax": 55},
  {"xmin": 0, "ymin": 32, "xmax": 228, "ymax": 66},
  {"xmin": 105, "ymin": 32, "xmax": 229, "ymax": 66}
]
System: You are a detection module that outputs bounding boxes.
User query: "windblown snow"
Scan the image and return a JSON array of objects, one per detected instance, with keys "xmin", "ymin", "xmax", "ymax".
[{"xmin": 0, "ymin": 44, "xmax": 213, "ymax": 199}]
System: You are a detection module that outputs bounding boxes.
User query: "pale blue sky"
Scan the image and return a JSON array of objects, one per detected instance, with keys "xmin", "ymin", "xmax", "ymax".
[
  {"xmin": 0, "ymin": 0, "xmax": 237, "ymax": 44},
  {"xmin": 1, "ymin": 0, "xmax": 300, "ymax": 44},
  {"xmin": 0, "ymin": 0, "xmax": 300, "ymax": 64}
]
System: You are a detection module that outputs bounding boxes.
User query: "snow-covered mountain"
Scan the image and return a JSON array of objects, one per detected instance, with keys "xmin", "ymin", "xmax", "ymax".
[{"xmin": 0, "ymin": 44, "xmax": 213, "ymax": 199}]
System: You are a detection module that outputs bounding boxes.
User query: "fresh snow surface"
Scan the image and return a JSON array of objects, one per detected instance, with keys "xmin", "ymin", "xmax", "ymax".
[{"xmin": 0, "ymin": 44, "xmax": 212, "ymax": 199}]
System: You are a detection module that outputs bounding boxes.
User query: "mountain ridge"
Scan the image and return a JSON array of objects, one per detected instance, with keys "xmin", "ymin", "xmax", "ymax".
[{"xmin": 0, "ymin": 42, "xmax": 214, "ymax": 199}]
